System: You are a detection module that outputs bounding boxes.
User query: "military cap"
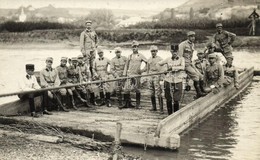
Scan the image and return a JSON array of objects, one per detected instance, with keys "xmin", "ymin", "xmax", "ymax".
[
  {"xmin": 71, "ymin": 57, "xmax": 78, "ymax": 61},
  {"xmin": 208, "ymin": 53, "xmax": 217, "ymax": 59},
  {"xmin": 25, "ymin": 64, "xmax": 34, "ymax": 70},
  {"xmin": 97, "ymin": 47, "xmax": 104, "ymax": 53},
  {"xmin": 46, "ymin": 57, "xmax": 53, "ymax": 62},
  {"xmin": 150, "ymin": 45, "xmax": 158, "ymax": 51},
  {"xmin": 85, "ymin": 20, "xmax": 92, "ymax": 24},
  {"xmin": 61, "ymin": 57, "xmax": 68, "ymax": 61},
  {"xmin": 225, "ymin": 55, "xmax": 234, "ymax": 60},
  {"xmin": 132, "ymin": 40, "xmax": 139, "ymax": 47},
  {"xmin": 206, "ymin": 42, "xmax": 217, "ymax": 48},
  {"xmin": 216, "ymin": 23, "xmax": 223, "ymax": 28},
  {"xmin": 187, "ymin": 31, "xmax": 195, "ymax": 36},
  {"xmin": 114, "ymin": 47, "xmax": 122, "ymax": 53},
  {"xmin": 170, "ymin": 44, "xmax": 179, "ymax": 52},
  {"xmin": 78, "ymin": 55, "xmax": 84, "ymax": 59}
]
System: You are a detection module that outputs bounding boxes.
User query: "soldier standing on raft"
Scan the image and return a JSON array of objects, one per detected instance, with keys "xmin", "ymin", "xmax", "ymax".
[
  {"xmin": 158, "ymin": 45, "xmax": 185, "ymax": 115},
  {"xmin": 146, "ymin": 45, "xmax": 164, "ymax": 113},
  {"xmin": 80, "ymin": 20, "xmax": 99, "ymax": 76}
]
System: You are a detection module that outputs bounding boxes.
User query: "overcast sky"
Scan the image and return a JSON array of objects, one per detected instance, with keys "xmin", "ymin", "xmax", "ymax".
[{"xmin": 0, "ymin": 0, "xmax": 189, "ymax": 10}]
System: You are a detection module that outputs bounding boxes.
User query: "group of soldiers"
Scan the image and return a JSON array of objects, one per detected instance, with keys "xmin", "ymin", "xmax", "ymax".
[{"xmin": 18, "ymin": 20, "xmax": 240, "ymax": 117}]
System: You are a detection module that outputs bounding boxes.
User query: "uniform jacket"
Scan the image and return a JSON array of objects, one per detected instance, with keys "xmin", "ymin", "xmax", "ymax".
[
  {"xmin": 110, "ymin": 56, "xmax": 127, "ymax": 77},
  {"xmin": 56, "ymin": 65, "xmax": 69, "ymax": 85},
  {"xmin": 80, "ymin": 29, "xmax": 98, "ymax": 54},
  {"xmin": 67, "ymin": 65, "xmax": 79, "ymax": 84},
  {"xmin": 178, "ymin": 40, "xmax": 195, "ymax": 66},
  {"xmin": 40, "ymin": 67, "xmax": 60, "ymax": 88},
  {"xmin": 123, "ymin": 52, "xmax": 147, "ymax": 76},
  {"xmin": 18, "ymin": 74, "xmax": 41, "ymax": 91},
  {"xmin": 77, "ymin": 63, "xmax": 91, "ymax": 83},
  {"xmin": 158, "ymin": 56, "xmax": 185, "ymax": 83},
  {"xmin": 147, "ymin": 56, "xmax": 163, "ymax": 74},
  {"xmin": 93, "ymin": 57, "xmax": 110, "ymax": 79},
  {"xmin": 205, "ymin": 63, "xmax": 224, "ymax": 87},
  {"xmin": 213, "ymin": 30, "xmax": 236, "ymax": 53}
]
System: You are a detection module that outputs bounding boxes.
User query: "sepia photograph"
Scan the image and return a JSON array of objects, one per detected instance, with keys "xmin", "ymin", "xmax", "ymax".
[{"xmin": 0, "ymin": 0, "xmax": 259, "ymax": 159}]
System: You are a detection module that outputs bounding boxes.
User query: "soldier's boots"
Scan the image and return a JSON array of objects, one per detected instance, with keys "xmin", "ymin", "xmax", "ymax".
[
  {"xmin": 99, "ymin": 92, "xmax": 106, "ymax": 106},
  {"xmin": 83, "ymin": 95, "xmax": 91, "ymax": 108},
  {"xmin": 58, "ymin": 96, "xmax": 69, "ymax": 112},
  {"xmin": 194, "ymin": 81, "xmax": 207, "ymax": 98},
  {"xmin": 70, "ymin": 96, "xmax": 78, "ymax": 110},
  {"xmin": 89, "ymin": 92, "xmax": 96, "ymax": 106},
  {"xmin": 117, "ymin": 92, "xmax": 123, "ymax": 107},
  {"xmin": 150, "ymin": 96, "xmax": 157, "ymax": 111},
  {"xmin": 119, "ymin": 94, "xmax": 128, "ymax": 109},
  {"xmin": 199, "ymin": 80, "xmax": 208, "ymax": 94},
  {"xmin": 106, "ymin": 92, "xmax": 112, "ymax": 107},
  {"xmin": 135, "ymin": 92, "xmax": 141, "ymax": 109},
  {"xmin": 173, "ymin": 101, "xmax": 179, "ymax": 112},
  {"xmin": 166, "ymin": 100, "xmax": 173, "ymax": 115},
  {"xmin": 158, "ymin": 96, "xmax": 164, "ymax": 114}
]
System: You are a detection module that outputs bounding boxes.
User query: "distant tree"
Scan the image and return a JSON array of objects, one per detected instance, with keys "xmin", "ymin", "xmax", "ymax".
[
  {"xmin": 86, "ymin": 9, "xmax": 116, "ymax": 29},
  {"xmin": 189, "ymin": 7, "xmax": 194, "ymax": 20}
]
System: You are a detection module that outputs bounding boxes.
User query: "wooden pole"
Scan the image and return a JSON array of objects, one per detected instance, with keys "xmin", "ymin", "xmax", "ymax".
[
  {"xmin": 113, "ymin": 122, "xmax": 122, "ymax": 160},
  {"xmin": 0, "ymin": 70, "xmax": 174, "ymax": 98}
]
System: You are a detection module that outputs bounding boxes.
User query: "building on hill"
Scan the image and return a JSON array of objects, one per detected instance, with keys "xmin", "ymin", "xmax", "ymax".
[{"xmin": 19, "ymin": 8, "xmax": 26, "ymax": 22}]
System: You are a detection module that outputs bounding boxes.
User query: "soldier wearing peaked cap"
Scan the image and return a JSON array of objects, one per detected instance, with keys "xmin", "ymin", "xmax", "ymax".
[
  {"xmin": 18, "ymin": 64, "xmax": 52, "ymax": 117},
  {"xmin": 92, "ymin": 47, "xmax": 113, "ymax": 107},
  {"xmin": 67, "ymin": 57, "xmax": 88, "ymax": 105},
  {"xmin": 179, "ymin": 31, "xmax": 207, "ymax": 98},
  {"xmin": 223, "ymin": 55, "xmax": 239, "ymax": 89},
  {"xmin": 158, "ymin": 44, "xmax": 185, "ymax": 115},
  {"xmin": 40, "ymin": 57, "xmax": 69, "ymax": 112},
  {"xmin": 80, "ymin": 19, "xmax": 99, "ymax": 76},
  {"xmin": 110, "ymin": 47, "xmax": 127, "ymax": 108},
  {"xmin": 56, "ymin": 57, "xmax": 77, "ymax": 110},
  {"xmin": 205, "ymin": 53, "xmax": 224, "ymax": 92},
  {"xmin": 123, "ymin": 40, "xmax": 148, "ymax": 109},
  {"xmin": 213, "ymin": 23, "xmax": 236, "ymax": 60},
  {"xmin": 145, "ymin": 45, "xmax": 164, "ymax": 113}
]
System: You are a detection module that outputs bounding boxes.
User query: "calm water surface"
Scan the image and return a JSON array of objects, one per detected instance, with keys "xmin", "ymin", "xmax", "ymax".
[{"xmin": 0, "ymin": 48, "xmax": 259, "ymax": 160}]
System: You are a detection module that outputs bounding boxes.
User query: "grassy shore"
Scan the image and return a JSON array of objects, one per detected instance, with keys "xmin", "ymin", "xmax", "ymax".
[{"xmin": 0, "ymin": 29, "xmax": 259, "ymax": 49}]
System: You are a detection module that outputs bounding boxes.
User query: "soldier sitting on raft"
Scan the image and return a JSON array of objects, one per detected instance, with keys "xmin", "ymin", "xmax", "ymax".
[
  {"xmin": 205, "ymin": 54, "xmax": 224, "ymax": 93},
  {"xmin": 18, "ymin": 64, "xmax": 52, "ymax": 117},
  {"xmin": 193, "ymin": 52, "xmax": 209, "ymax": 77},
  {"xmin": 39, "ymin": 57, "xmax": 69, "ymax": 112},
  {"xmin": 56, "ymin": 57, "xmax": 78, "ymax": 110},
  {"xmin": 223, "ymin": 55, "xmax": 239, "ymax": 89}
]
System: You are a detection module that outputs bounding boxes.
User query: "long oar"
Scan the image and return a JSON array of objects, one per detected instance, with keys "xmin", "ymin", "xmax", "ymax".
[{"xmin": 0, "ymin": 71, "xmax": 174, "ymax": 98}]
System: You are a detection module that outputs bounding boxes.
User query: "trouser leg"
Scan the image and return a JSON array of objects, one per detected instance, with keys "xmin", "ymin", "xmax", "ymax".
[
  {"xmin": 173, "ymin": 101, "xmax": 179, "ymax": 112},
  {"xmin": 150, "ymin": 96, "xmax": 156, "ymax": 111}
]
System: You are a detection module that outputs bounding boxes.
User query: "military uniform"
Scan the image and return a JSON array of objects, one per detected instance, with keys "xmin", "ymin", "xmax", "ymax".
[
  {"xmin": 193, "ymin": 58, "xmax": 208, "ymax": 75},
  {"xmin": 80, "ymin": 26, "xmax": 99, "ymax": 75},
  {"xmin": 92, "ymin": 49, "xmax": 113, "ymax": 107},
  {"xmin": 213, "ymin": 24, "xmax": 236, "ymax": 58},
  {"xmin": 123, "ymin": 40, "xmax": 147, "ymax": 109},
  {"xmin": 179, "ymin": 32, "xmax": 207, "ymax": 98},
  {"xmin": 40, "ymin": 57, "xmax": 67, "ymax": 111},
  {"xmin": 158, "ymin": 54, "xmax": 185, "ymax": 115},
  {"xmin": 223, "ymin": 56, "xmax": 239, "ymax": 89},
  {"xmin": 205, "ymin": 55, "xmax": 224, "ymax": 88},
  {"xmin": 18, "ymin": 64, "xmax": 51, "ymax": 117},
  {"xmin": 110, "ymin": 49, "xmax": 127, "ymax": 106}
]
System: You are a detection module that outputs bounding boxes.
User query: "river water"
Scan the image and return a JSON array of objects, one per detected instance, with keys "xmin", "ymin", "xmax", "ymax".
[{"xmin": 0, "ymin": 48, "xmax": 259, "ymax": 159}]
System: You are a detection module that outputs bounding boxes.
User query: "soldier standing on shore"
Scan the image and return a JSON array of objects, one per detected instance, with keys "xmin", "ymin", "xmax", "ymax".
[
  {"xmin": 110, "ymin": 47, "xmax": 127, "ymax": 108},
  {"xmin": 146, "ymin": 45, "xmax": 164, "ymax": 113},
  {"xmin": 80, "ymin": 20, "xmax": 99, "ymax": 76},
  {"xmin": 248, "ymin": 9, "xmax": 259, "ymax": 36},
  {"xmin": 213, "ymin": 23, "xmax": 236, "ymax": 60},
  {"xmin": 123, "ymin": 40, "xmax": 147, "ymax": 109},
  {"xmin": 179, "ymin": 31, "xmax": 207, "ymax": 98}
]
